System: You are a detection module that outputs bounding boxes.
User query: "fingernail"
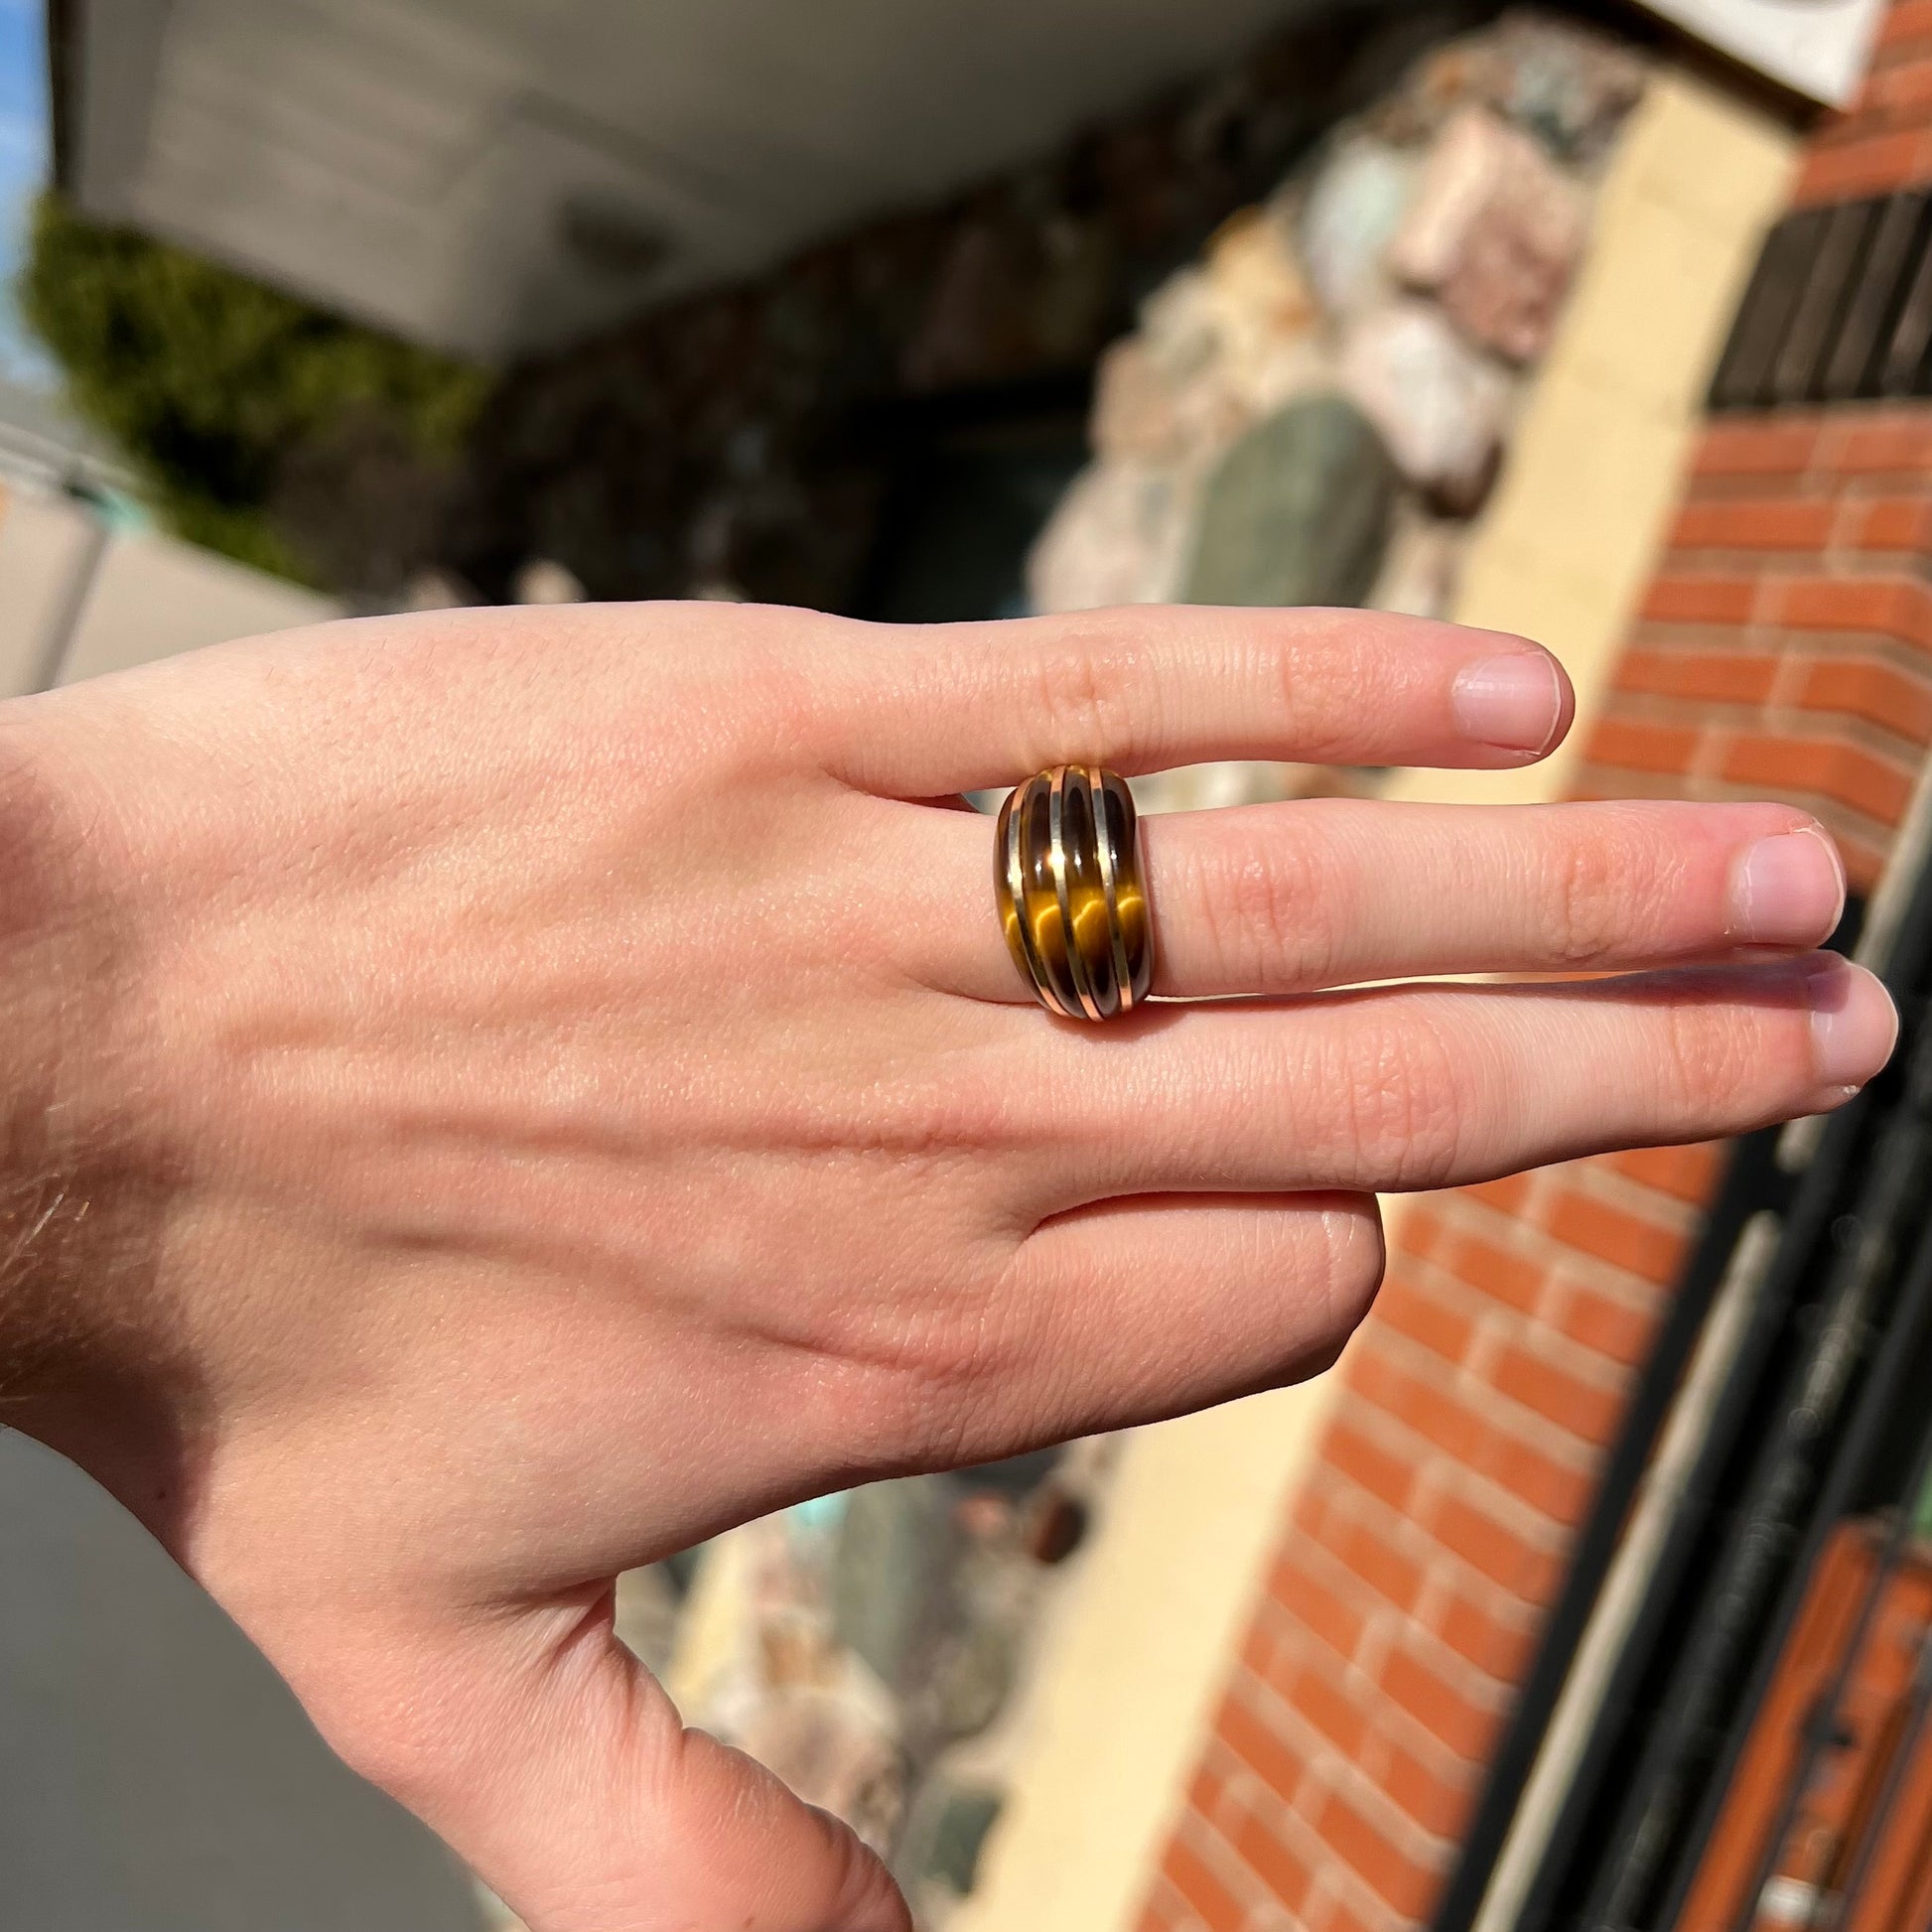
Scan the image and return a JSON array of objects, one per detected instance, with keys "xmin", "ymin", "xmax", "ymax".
[
  {"xmin": 1450, "ymin": 651, "xmax": 1564, "ymax": 755},
  {"xmin": 1807, "ymin": 956, "xmax": 1899, "ymax": 1089},
  {"xmin": 1729, "ymin": 827, "xmax": 1846, "ymax": 945}
]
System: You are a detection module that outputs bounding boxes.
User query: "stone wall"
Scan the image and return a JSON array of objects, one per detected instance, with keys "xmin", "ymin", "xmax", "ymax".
[
  {"xmin": 434, "ymin": 4, "xmax": 1675, "ymax": 613},
  {"xmin": 1024, "ymin": 9, "xmax": 1645, "ymax": 811}
]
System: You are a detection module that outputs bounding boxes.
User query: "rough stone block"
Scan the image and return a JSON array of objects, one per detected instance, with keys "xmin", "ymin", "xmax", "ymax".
[
  {"xmin": 1182, "ymin": 393, "xmax": 1397, "ymax": 611},
  {"xmin": 1390, "ymin": 106, "xmax": 1588, "ymax": 362}
]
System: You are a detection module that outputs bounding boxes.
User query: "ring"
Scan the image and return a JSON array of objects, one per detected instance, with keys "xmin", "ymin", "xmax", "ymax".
[{"xmin": 994, "ymin": 765, "xmax": 1153, "ymax": 1022}]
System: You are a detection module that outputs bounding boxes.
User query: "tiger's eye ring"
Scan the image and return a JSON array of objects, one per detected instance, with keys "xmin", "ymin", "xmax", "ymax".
[{"xmin": 994, "ymin": 764, "xmax": 1154, "ymax": 1022}]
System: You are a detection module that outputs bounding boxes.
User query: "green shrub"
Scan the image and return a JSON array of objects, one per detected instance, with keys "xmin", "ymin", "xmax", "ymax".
[{"xmin": 19, "ymin": 194, "xmax": 489, "ymax": 584}]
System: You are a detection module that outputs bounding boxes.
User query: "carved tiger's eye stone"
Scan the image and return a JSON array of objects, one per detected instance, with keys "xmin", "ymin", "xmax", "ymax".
[{"xmin": 994, "ymin": 765, "xmax": 1153, "ymax": 1022}]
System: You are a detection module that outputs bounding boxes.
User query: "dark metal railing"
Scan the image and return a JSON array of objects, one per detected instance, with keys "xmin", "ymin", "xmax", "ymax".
[
  {"xmin": 1432, "ymin": 830, "xmax": 1932, "ymax": 1932},
  {"xmin": 1710, "ymin": 191, "xmax": 1932, "ymax": 411}
]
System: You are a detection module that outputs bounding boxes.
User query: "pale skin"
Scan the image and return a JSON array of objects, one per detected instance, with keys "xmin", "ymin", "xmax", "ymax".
[{"xmin": 0, "ymin": 600, "xmax": 1898, "ymax": 1932}]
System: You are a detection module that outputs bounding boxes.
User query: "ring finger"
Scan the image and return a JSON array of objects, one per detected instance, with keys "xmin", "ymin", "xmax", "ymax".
[{"xmin": 907, "ymin": 796, "xmax": 1848, "ymax": 1003}]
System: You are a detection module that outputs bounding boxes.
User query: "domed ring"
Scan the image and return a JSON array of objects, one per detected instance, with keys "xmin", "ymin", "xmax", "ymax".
[{"xmin": 994, "ymin": 765, "xmax": 1154, "ymax": 1022}]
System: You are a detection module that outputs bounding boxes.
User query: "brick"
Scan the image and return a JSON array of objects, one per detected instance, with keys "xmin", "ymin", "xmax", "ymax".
[
  {"xmin": 1610, "ymin": 1142, "xmax": 1723, "ymax": 1204},
  {"xmin": 1349, "ymin": 1347, "xmax": 1482, "ymax": 1466},
  {"xmin": 1825, "ymin": 415, "xmax": 1932, "ymax": 479},
  {"xmin": 1614, "ymin": 647, "xmax": 1779, "ymax": 706},
  {"xmin": 1865, "ymin": 53, "xmax": 1932, "ymax": 125},
  {"xmin": 1406, "ymin": 1393, "xmax": 1588, "ymax": 1527},
  {"xmin": 1243, "ymin": 1615, "xmax": 1282, "ymax": 1683},
  {"xmin": 1795, "ymin": 130, "xmax": 1932, "ymax": 204},
  {"xmin": 1323, "ymin": 1500, "xmax": 1428, "ymax": 1612},
  {"xmin": 1721, "ymin": 733, "xmax": 1916, "ymax": 827},
  {"xmin": 1230, "ymin": 1804, "xmax": 1314, "ymax": 1912},
  {"xmin": 1838, "ymin": 493, "xmax": 1932, "ymax": 552},
  {"xmin": 1165, "ymin": 1833, "xmax": 1247, "ymax": 1932},
  {"xmin": 1586, "ymin": 715, "xmax": 1704, "ymax": 776},
  {"xmin": 1798, "ymin": 656, "xmax": 1932, "ymax": 746},
  {"xmin": 1555, "ymin": 1282, "xmax": 1659, "ymax": 1367},
  {"xmin": 1879, "ymin": 0, "xmax": 1932, "ymax": 50},
  {"xmin": 1190, "ymin": 1759, "xmax": 1228, "ymax": 1823},
  {"xmin": 1640, "ymin": 574, "xmax": 1759, "ymax": 625},
  {"xmin": 1374, "ymin": 1273, "xmax": 1475, "ymax": 1366},
  {"xmin": 1693, "ymin": 419, "xmax": 1820, "ymax": 480},
  {"xmin": 1487, "ymin": 1428, "xmax": 1598, "ymax": 1526},
  {"xmin": 1769, "ymin": 574, "xmax": 1932, "ymax": 642},
  {"xmin": 1442, "ymin": 1229, "xmax": 1545, "ymax": 1312},
  {"xmin": 1463, "ymin": 1172, "xmax": 1533, "ymax": 1216},
  {"xmin": 1293, "ymin": 1478, "xmax": 1329, "ymax": 1541},
  {"xmin": 1839, "ymin": 62, "xmax": 1932, "ymax": 134},
  {"xmin": 1398, "ymin": 1204, "xmax": 1448, "ymax": 1261},
  {"xmin": 1379, "ymin": 1640, "xmax": 1502, "ymax": 1761},
  {"xmin": 1376, "ymin": 1732, "xmax": 1478, "ymax": 1841},
  {"xmin": 1426, "ymin": 1484, "xmax": 1567, "ymax": 1604},
  {"xmin": 1328, "ymin": 1414, "xmax": 1422, "ymax": 1514},
  {"xmin": 1270, "ymin": 1550, "xmax": 1371, "ymax": 1665},
  {"xmin": 1136, "ymin": 1886, "xmax": 1185, "ymax": 1932},
  {"xmin": 1491, "ymin": 1340, "xmax": 1625, "ymax": 1447},
  {"xmin": 1547, "ymin": 1190, "xmax": 1688, "ymax": 1286},
  {"xmin": 1328, "ymin": 1900, "xmax": 1393, "ymax": 1932},
  {"xmin": 1354, "ymin": 1341, "xmax": 1587, "ymax": 1525},
  {"xmin": 1430, "ymin": 1588, "xmax": 1541, "ymax": 1683},
  {"xmin": 1216, "ymin": 1690, "xmax": 1307, "ymax": 1804},
  {"xmin": 1317, "ymin": 1788, "xmax": 1444, "ymax": 1920},
  {"xmin": 1291, "ymin": 1656, "xmax": 1375, "ymax": 1757},
  {"xmin": 1669, "ymin": 496, "xmax": 1835, "ymax": 552}
]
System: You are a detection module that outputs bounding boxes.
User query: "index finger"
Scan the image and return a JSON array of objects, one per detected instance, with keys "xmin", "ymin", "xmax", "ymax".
[{"xmin": 819, "ymin": 606, "xmax": 1574, "ymax": 794}]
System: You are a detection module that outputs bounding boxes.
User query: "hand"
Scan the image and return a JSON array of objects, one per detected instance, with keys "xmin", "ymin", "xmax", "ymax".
[{"xmin": 0, "ymin": 601, "xmax": 1895, "ymax": 1932}]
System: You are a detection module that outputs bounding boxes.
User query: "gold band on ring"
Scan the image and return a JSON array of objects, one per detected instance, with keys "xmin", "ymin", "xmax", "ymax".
[{"xmin": 994, "ymin": 765, "xmax": 1153, "ymax": 1022}]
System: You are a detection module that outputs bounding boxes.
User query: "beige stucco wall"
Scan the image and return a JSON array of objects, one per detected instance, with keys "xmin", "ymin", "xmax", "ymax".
[
  {"xmin": 0, "ymin": 487, "xmax": 103, "ymax": 697},
  {"xmin": 0, "ymin": 483, "xmax": 339, "ymax": 695},
  {"xmin": 1393, "ymin": 69, "xmax": 1798, "ymax": 810},
  {"xmin": 956, "ymin": 67, "xmax": 1795, "ymax": 1932},
  {"xmin": 58, "ymin": 527, "xmax": 338, "ymax": 684}
]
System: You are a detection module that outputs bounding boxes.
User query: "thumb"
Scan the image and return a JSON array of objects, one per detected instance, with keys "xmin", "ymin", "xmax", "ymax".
[{"xmin": 280, "ymin": 1587, "xmax": 911, "ymax": 1932}]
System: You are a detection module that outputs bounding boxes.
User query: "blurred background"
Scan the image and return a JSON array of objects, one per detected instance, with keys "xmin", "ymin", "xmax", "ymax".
[{"xmin": 20, "ymin": 7, "xmax": 1932, "ymax": 1932}]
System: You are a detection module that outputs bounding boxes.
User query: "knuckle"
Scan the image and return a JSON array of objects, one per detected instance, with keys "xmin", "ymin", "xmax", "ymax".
[
  {"xmin": 893, "ymin": 1059, "xmax": 1033, "ymax": 1159},
  {"xmin": 1031, "ymin": 638, "xmax": 1149, "ymax": 761},
  {"xmin": 803, "ymin": 1044, "xmax": 1026, "ymax": 1164},
  {"xmin": 1333, "ymin": 1010, "xmax": 1468, "ymax": 1187},
  {"xmin": 1197, "ymin": 833, "xmax": 1346, "ymax": 989},
  {"xmin": 1658, "ymin": 995, "xmax": 1761, "ymax": 1114},
  {"xmin": 1546, "ymin": 818, "xmax": 1660, "ymax": 966},
  {"xmin": 881, "ymin": 1290, "xmax": 1022, "ymax": 1464},
  {"xmin": 1271, "ymin": 640, "xmax": 1356, "ymax": 764},
  {"xmin": 727, "ymin": 640, "xmax": 829, "ymax": 764}
]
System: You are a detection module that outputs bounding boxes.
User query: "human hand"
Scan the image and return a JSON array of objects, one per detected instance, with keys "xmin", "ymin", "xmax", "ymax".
[{"xmin": 0, "ymin": 601, "xmax": 1895, "ymax": 1931}]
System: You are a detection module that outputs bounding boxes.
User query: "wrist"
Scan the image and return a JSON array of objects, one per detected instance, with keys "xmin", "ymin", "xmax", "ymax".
[{"xmin": 0, "ymin": 692, "xmax": 183, "ymax": 1517}]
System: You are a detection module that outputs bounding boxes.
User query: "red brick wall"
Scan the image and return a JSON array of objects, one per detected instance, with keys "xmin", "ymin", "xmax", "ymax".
[
  {"xmin": 1796, "ymin": 0, "xmax": 1932, "ymax": 206},
  {"xmin": 1583, "ymin": 411, "xmax": 1932, "ymax": 890},
  {"xmin": 1138, "ymin": 1148, "xmax": 1720, "ymax": 1932},
  {"xmin": 1135, "ymin": 14, "xmax": 1932, "ymax": 1932}
]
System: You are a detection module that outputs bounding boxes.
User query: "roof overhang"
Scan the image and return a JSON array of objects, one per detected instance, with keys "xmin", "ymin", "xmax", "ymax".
[
  {"xmin": 48, "ymin": 0, "xmax": 1886, "ymax": 364},
  {"xmin": 50, "ymin": 0, "xmax": 1375, "ymax": 359},
  {"xmin": 1636, "ymin": 0, "xmax": 1885, "ymax": 106}
]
